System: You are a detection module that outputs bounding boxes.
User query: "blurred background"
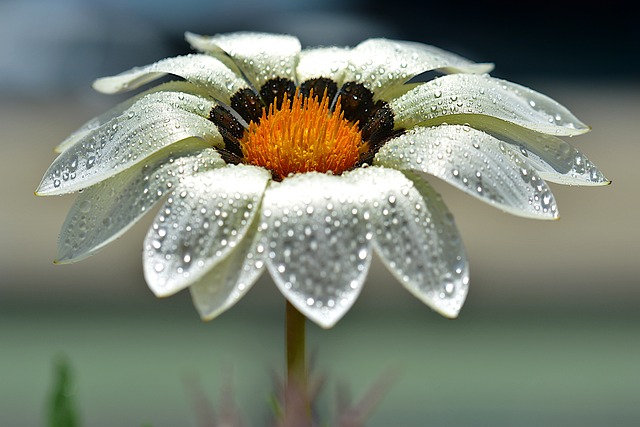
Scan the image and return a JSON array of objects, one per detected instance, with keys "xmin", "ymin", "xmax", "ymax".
[{"xmin": 1, "ymin": 0, "xmax": 638, "ymax": 426}]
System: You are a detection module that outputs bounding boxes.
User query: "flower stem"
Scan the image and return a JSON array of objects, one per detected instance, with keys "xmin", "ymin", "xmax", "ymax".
[{"xmin": 285, "ymin": 300, "xmax": 307, "ymax": 390}]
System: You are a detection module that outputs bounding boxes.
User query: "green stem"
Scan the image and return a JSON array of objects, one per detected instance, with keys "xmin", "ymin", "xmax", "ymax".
[
  {"xmin": 285, "ymin": 300, "xmax": 307, "ymax": 389},
  {"xmin": 284, "ymin": 301, "xmax": 313, "ymax": 425}
]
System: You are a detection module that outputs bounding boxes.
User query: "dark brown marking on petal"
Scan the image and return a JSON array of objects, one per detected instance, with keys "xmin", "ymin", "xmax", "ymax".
[
  {"xmin": 209, "ymin": 105, "xmax": 244, "ymax": 159},
  {"xmin": 361, "ymin": 101, "xmax": 395, "ymax": 150},
  {"xmin": 231, "ymin": 88, "xmax": 264, "ymax": 125},
  {"xmin": 259, "ymin": 77, "xmax": 296, "ymax": 110},
  {"xmin": 335, "ymin": 83, "xmax": 399, "ymax": 167},
  {"xmin": 300, "ymin": 78, "xmax": 338, "ymax": 103},
  {"xmin": 338, "ymin": 82, "xmax": 376, "ymax": 130},
  {"xmin": 217, "ymin": 149, "xmax": 245, "ymax": 165},
  {"xmin": 358, "ymin": 128, "xmax": 405, "ymax": 167}
]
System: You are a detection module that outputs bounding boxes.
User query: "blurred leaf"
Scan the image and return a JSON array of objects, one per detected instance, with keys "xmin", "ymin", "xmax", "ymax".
[{"xmin": 47, "ymin": 357, "xmax": 79, "ymax": 427}]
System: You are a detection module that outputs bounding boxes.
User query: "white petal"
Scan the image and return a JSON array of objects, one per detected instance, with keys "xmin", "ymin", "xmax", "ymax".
[
  {"xmin": 189, "ymin": 217, "xmax": 265, "ymax": 321},
  {"xmin": 296, "ymin": 46, "xmax": 351, "ymax": 86},
  {"xmin": 391, "ymin": 74, "xmax": 589, "ymax": 136},
  {"xmin": 348, "ymin": 167, "xmax": 469, "ymax": 317},
  {"xmin": 92, "ymin": 54, "xmax": 248, "ymax": 104},
  {"xmin": 55, "ymin": 81, "xmax": 215, "ymax": 154},
  {"xmin": 405, "ymin": 112, "xmax": 608, "ymax": 186},
  {"xmin": 56, "ymin": 145, "xmax": 224, "ymax": 264},
  {"xmin": 260, "ymin": 172, "xmax": 373, "ymax": 328},
  {"xmin": 143, "ymin": 165, "xmax": 270, "ymax": 297},
  {"xmin": 184, "ymin": 32, "xmax": 244, "ymax": 73},
  {"xmin": 36, "ymin": 101, "xmax": 221, "ymax": 196},
  {"xmin": 480, "ymin": 119, "xmax": 609, "ymax": 186},
  {"xmin": 186, "ymin": 32, "xmax": 301, "ymax": 89},
  {"xmin": 344, "ymin": 38, "xmax": 493, "ymax": 98},
  {"xmin": 375, "ymin": 125, "xmax": 559, "ymax": 219}
]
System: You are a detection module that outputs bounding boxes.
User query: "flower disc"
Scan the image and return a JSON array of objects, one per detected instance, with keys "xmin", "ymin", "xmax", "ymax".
[{"xmin": 240, "ymin": 91, "xmax": 364, "ymax": 180}]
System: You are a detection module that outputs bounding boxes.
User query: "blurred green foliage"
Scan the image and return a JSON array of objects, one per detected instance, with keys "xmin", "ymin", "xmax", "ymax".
[{"xmin": 48, "ymin": 357, "xmax": 79, "ymax": 427}]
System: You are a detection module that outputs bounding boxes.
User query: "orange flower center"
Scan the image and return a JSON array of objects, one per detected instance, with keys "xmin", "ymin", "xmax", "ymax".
[{"xmin": 240, "ymin": 91, "xmax": 365, "ymax": 181}]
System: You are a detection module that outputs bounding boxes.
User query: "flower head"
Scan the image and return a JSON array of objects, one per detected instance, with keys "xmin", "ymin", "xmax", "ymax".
[{"xmin": 37, "ymin": 32, "xmax": 608, "ymax": 328}]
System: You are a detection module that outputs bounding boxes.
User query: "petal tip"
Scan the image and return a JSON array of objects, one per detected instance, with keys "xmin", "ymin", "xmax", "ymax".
[
  {"xmin": 184, "ymin": 31, "xmax": 204, "ymax": 48},
  {"xmin": 475, "ymin": 62, "xmax": 495, "ymax": 73},
  {"xmin": 154, "ymin": 289, "xmax": 175, "ymax": 298},
  {"xmin": 442, "ymin": 309, "xmax": 460, "ymax": 319},
  {"xmin": 571, "ymin": 123, "xmax": 591, "ymax": 135},
  {"xmin": 92, "ymin": 77, "xmax": 113, "ymax": 94},
  {"xmin": 430, "ymin": 299, "xmax": 464, "ymax": 319},
  {"xmin": 196, "ymin": 309, "xmax": 219, "ymax": 322},
  {"xmin": 54, "ymin": 250, "xmax": 89, "ymax": 265},
  {"xmin": 288, "ymin": 299, "xmax": 342, "ymax": 329},
  {"xmin": 191, "ymin": 289, "xmax": 230, "ymax": 323},
  {"xmin": 34, "ymin": 186, "xmax": 54, "ymax": 197},
  {"xmin": 310, "ymin": 314, "xmax": 340, "ymax": 329},
  {"xmin": 34, "ymin": 179, "xmax": 51, "ymax": 196},
  {"xmin": 145, "ymin": 276, "xmax": 178, "ymax": 298},
  {"xmin": 92, "ymin": 76, "xmax": 128, "ymax": 94},
  {"xmin": 34, "ymin": 181, "xmax": 75, "ymax": 196}
]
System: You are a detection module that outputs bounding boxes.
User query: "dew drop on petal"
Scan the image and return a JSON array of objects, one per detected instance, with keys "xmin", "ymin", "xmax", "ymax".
[
  {"xmin": 443, "ymin": 282, "xmax": 455, "ymax": 297},
  {"xmin": 79, "ymin": 200, "xmax": 91, "ymax": 213}
]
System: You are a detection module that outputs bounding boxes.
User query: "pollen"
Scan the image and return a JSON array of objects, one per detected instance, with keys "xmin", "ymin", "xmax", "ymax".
[{"xmin": 240, "ymin": 91, "xmax": 366, "ymax": 181}]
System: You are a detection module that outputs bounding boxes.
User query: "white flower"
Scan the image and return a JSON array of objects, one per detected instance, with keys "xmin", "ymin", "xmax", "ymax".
[{"xmin": 37, "ymin": 32, "xmax": 608, "ymax": 328}]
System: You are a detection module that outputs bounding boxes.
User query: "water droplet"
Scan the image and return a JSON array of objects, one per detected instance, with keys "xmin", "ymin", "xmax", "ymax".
[{"xmin": 443, "ymin": 282, "xmax": 455, "ymax": 296}]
